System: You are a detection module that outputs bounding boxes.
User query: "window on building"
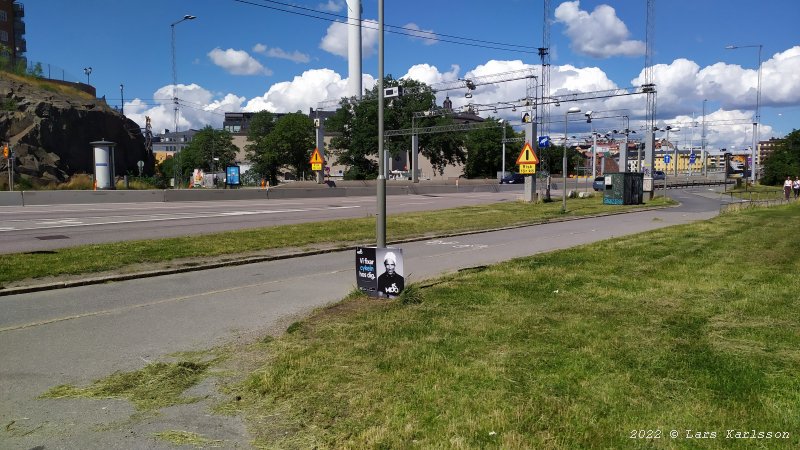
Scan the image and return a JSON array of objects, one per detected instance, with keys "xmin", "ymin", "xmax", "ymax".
[
  {"xmin": 0, "ymin": 11, "xmax": 7, "ymax": 22},
  {"xmin": 0, "ymin": 30, "xmax": 8, "ymax": 42}
]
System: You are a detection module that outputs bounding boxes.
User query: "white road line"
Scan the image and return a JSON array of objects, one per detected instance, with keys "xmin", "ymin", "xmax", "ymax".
[{"xmin": 0, "ymin": 205, "xmax": 362, "ymax": 232}]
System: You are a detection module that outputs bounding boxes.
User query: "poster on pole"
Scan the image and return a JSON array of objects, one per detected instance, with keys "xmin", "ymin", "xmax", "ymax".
[{"xmin": 355, "ymin": 247, "xmax": 405, "ymax": 298}]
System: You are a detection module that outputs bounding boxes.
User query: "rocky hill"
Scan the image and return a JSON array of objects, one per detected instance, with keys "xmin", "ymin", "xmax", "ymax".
[{"xmin": 0, "ymin": 73, "xmax": 152, "ymax": 187}]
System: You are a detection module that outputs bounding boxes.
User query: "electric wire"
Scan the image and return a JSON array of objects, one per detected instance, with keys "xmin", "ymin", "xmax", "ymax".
[{"xmin": 231, "ymin": 0, "xmax": 537, "ymax": 54}]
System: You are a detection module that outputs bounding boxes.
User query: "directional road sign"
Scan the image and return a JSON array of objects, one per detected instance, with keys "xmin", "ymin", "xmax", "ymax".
[
  {"xmin": 664, "ymin": 154, "xmax": 670, "ymax": 164},
  {"xmin": 538, "ymin": 135, "xmax": 550, "ymax": 148},
  {"xmin": 689, "ymin": 153, "xmax": 696, "ymax": 164}
]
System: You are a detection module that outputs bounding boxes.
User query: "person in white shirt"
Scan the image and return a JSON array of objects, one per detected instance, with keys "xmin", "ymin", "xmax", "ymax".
[
  {"xmin": 793, "ymin": 176, "xmax": 800, "ymax": 199},
  {"xmin": 783, "ymin": 176, "xmax": 793, "ymax": 200}
]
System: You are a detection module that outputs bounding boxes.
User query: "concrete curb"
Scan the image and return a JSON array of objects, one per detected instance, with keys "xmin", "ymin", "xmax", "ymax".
[{"xmin": 0, "ymin": 204, "xmax": 671, "ymax": 297}]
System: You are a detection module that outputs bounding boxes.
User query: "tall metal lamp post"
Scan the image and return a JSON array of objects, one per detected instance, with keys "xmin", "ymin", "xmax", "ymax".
[
  {"xmin": 726, "ymin": 44, "xmax": 762, "ymax": 183},
  {"xmin": 119, "ymin": 84, "xmax": 124, "ymax": 115},
  {"xmin": 171, "ymin": 14, "xmax": 197, "ymax": 188},
  {"xmin": 585, "ymin": 110, "xmax": 595, "ymax": 177},
  {"xmin": 83, "ymin": 67, "xmax": 92, "ymax": 85},
  {"xmin": 563, "ymin": 106, "xmax": 581, "ymax": 213},
  {"xmin": 499, "ymin": 119, "xmax": 506, "ymax": 179}
]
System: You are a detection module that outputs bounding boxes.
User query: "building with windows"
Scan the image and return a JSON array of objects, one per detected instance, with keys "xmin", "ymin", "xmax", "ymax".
[
  {"xmin": 758, "ymin": 137, "xmax": 784, "ymax": 165},
  {"xmin": 0, "ymin": 0, "xmax": 26, "ymax": 67},
  {"xmin": 152, "ymin": 129, "xmax": 199, "ymax": 164}
]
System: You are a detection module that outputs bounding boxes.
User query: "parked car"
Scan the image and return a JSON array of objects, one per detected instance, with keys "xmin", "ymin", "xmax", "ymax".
[
  {"xmin": 592, "ymin": 176, "xmax": 605, "ymax": 191},
  {"xmin": 499, "ymin": 173, "xmax": 526, "ymax": 184},
  {"xmin": 653, "ymin": 170, "xmax": 666, "ymax": 180}
]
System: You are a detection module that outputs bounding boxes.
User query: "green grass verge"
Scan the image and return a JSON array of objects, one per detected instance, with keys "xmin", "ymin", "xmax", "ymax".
[
  {"xmin": 217, "ymin": 202, "xmax": 800, "ymax": 449},
  {"xmin": 0, "ymin": 196, "xmax": 670, "ymax": 285}
]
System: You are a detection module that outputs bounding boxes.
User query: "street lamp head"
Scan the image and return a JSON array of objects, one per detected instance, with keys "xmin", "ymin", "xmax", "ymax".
[
  {"xmin": 184, "ymin": 15, "xmax": 197, "ymax": 20},
  {"xmin": 567, "ymin": 106, "xmax": 581, "ymax": 114},
  {"xmin": 584, "ymin": 110, "xmax": 593, "ymax": 117},
  {"xmin": 725, "ymin": 45, "xmax": 737, "ymax": 49}
]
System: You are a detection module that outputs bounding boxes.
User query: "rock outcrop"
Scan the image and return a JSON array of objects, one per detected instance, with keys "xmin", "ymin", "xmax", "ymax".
[{"xmin": 0, "ymin": 73, "xmax": 153, "ymax": 186}]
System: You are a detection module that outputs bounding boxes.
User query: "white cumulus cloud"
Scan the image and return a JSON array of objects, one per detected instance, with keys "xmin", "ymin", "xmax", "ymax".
[
  {"xmin": 253, "ymin": 43, "xmax": 311, "ymax": 63},
  {"xmin": 403, "ymin": 23, "xmax": 438, "ymax": 46},
  {"xmin": 244, "ymin": 68, "xmax": 376, "ymax": 113},
  {"xmin": 208, "ymin": 47, "xmax": 272, "ymax": 76},
  {"xmin": 320, "ymin": 19, "xmax": 379, "ymax": 58},
  {"xmin": 318, "ymin": 0, "xmax": 343, "ymax": 12},
  {"xmin": 554, "ymin": 1, "xmax": 645, "ymax": 58}
]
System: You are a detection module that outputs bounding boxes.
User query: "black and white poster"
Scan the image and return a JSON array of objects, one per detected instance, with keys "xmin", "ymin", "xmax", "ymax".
[{"xmin": 355, "ymin": 247, "xmax": 404, "ymax": 298}]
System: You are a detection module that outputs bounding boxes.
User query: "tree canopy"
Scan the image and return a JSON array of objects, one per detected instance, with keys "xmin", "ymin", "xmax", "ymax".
[
  {"xmin": 326, "ymin": 76, "xmax": 466, "ymax": 179},
  {"xmin": 174, "ymin": 126, "xmax": 238, "ymax": 174},
  {"xmin": 245, "ymin": 111, "xmax": 315, "ymax": 183},
  {"xmin": 761, "ymin": 129, "xmax": 800, "ymax": 185}
]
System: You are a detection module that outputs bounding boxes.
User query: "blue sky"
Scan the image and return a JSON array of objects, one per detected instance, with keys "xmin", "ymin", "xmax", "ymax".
[{"xmin": 25, "ymin": 0, "xmax": 800, "ymax": 151}]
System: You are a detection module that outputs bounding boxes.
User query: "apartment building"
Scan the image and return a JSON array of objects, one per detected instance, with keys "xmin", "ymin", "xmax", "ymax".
[{"xmin": 0, "ymin": 0, "xmax": 25, "ymax": 67}]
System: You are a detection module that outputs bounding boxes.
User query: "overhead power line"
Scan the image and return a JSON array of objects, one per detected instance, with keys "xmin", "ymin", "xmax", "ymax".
[{"xmin": 231, "ymin": 0, "xmax": 537, "ymax": 54}]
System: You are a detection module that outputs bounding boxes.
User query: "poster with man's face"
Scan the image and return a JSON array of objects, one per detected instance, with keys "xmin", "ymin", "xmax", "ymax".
[
  {"xmin": 376, "ymin": 248, "xmax": 404, "ymax": 298},
  {"xmin": 355, "ymin": 247, "xmax": 405, "ymax": 298}
]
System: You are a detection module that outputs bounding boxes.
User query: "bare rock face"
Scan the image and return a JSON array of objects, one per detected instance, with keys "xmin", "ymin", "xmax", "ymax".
[{"xmin": 0, "ymin": 74, "xmax": 153, "ymax": 185}]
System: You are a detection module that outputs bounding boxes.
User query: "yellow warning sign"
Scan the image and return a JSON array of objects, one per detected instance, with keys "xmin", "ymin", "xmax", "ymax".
[
  {"xmin": 516, "ymin": 142, "xmax": 539, "ymax": 165},
  {"xmin": 309, "ymin": 148, "xmax": 323, "ymax": 164},
  {"xmin": 519, "ymin": 164, "xmax": 536, "ymax": 174}
]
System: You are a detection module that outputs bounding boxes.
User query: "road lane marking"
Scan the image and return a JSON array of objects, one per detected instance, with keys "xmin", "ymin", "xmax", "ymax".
[
  {"xmin": 0, "ymin": 266, "xmax": 353, "ymax": 333},
  {"xmin": 0, "ymin": 205, "xmax": 362, "ymax": 232}
]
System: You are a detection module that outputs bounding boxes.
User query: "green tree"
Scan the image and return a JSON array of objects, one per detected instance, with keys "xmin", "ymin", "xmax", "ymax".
[
  {"xmin": 463, "ymin": 118, "xmax": 510, "ymax": 178},
  {"xmin": 327, "ymin": 76, "xmax": 464, "ymax": 179},
  {"xmin": 264, "ymin": 112, "xmax": 315, "ymax": 179},
  {"xmin": 245, "ymin": 111, "xmax": 280, "ymax": 183},
  {"xmin": 179, "ymin": 126, "xmax": 238, "ymax": 174},
  {"xmin": 761, "ymin": 129, "xmax": 800, "ymax": 185}
]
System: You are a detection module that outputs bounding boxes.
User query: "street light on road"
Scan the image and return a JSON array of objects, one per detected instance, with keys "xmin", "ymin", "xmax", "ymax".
[
  {"xmin": 563, "ymin": 106, "xmax": 581, "ymax": 213},
  {"xmin": 726, "ymin": 43, "xmax": 762, "ymax": 183},
  {"xmin": 171, "ymin": 14, "xmax": 197, "ymax": 188},
  {"xmin": 119, "ymin": 84, "xmax": 124, "ymax": 116},
  {"xmin": 83, "ymin": 67, "xmax": 92, "ymax": 85},
  {"xmin": 499, "ymin": 119, "xmax": 506, "ymax": 179}
]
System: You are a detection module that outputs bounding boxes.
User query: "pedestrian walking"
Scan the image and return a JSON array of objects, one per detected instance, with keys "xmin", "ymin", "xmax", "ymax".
[
  {"xmin": 784, "ymin": 176, "xmax": 793, "ymax": 200},
  {"xmin": 793, "ymin": 176, "xmax": 800, "ymax": 199}
]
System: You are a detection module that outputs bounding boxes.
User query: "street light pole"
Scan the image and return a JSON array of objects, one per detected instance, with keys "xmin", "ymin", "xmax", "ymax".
[
  {"xmin": 499, "ymin": 119, "xmax": 506, "ymax": 179},
  {"xmin": 726, "ymin": 44, "xmax": 762, "ymax": 183},
  {"xmin": 120, "ymin": 84, "xmax": 124, "ymax": 116},
  {"xmin": 701, "ymin": 99, "xmax": 707, "ymax": 176},
  {"xmin": 563, "ymin": 106, "xmax": 581, "ymax": 213},
  {"xmin": 586, "ymin": 111, "xmax": 595, "ymax": 178},
  {"xmin": 171, "ymin": 14, "xmax": 197, "ymax": 189},
  {"xmin": 376, "ymin": 0, "xmax": 386, "ymax": 247},
  {"xmin": 83, "ymin": 67, "xmax": 92, "ymax": 85}
]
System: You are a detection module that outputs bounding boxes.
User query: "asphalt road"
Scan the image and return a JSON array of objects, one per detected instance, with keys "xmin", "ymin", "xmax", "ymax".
[
  {"xmin": 0, "ymin": 187, "xmax": 736, "ymax": 449},
  {"xmin": 0, "ymin": 190, "xmax": 525, "ymax": 254}
]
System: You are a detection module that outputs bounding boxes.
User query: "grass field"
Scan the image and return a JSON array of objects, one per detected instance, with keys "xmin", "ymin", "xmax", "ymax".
[
  {"xmin": 0, "ymin": 195, "xmax": 669, "ymax": 286},
  {"xmin": 35, "ymin": 199, "xmax": 799, "ymax": 448},
  {"xmin": 214, "ymin": 202, "xmax": 800, "ymax": 449}
]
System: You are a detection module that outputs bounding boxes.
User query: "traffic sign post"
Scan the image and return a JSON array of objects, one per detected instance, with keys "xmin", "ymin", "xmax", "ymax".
[
  {"xmin": 309, "ymin": 148, "xmax": 323, "ymax": 172},
  {"xmin": 517, "ymin": 134, "xmax": 539, "ymax": 203}
]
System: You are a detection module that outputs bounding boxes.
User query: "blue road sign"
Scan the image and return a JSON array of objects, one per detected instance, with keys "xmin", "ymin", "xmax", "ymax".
[
  {"xmin": 664, "ymin": 154, "xmax": 671, "ymax": 164},
  {"xmin": 538, "ymin": 136, "xmax": 550, "ymax": 148},
  {"xmin": 689, "ymin": 153, "xmax": 696, "ymax": 164}
]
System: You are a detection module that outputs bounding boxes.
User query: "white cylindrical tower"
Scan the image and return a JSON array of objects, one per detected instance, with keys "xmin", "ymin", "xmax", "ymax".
[{"xmin": 347, "ymin": 0, "xmax": 362, "ymax": 99}]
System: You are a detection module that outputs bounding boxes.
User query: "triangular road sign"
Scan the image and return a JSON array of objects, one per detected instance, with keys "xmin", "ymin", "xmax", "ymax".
[
  {"xmin": 309, "ymin": 148, "xmax": 323, "ymax": 164},
  {"xmin": 516, "ymin": 142, "xmax": 539, "ymax": 165}
]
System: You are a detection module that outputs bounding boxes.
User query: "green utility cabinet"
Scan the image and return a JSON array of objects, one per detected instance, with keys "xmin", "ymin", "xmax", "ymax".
[{"xmin": 602, "ymin": 172, "xmax": 644, "ymax": 205}]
